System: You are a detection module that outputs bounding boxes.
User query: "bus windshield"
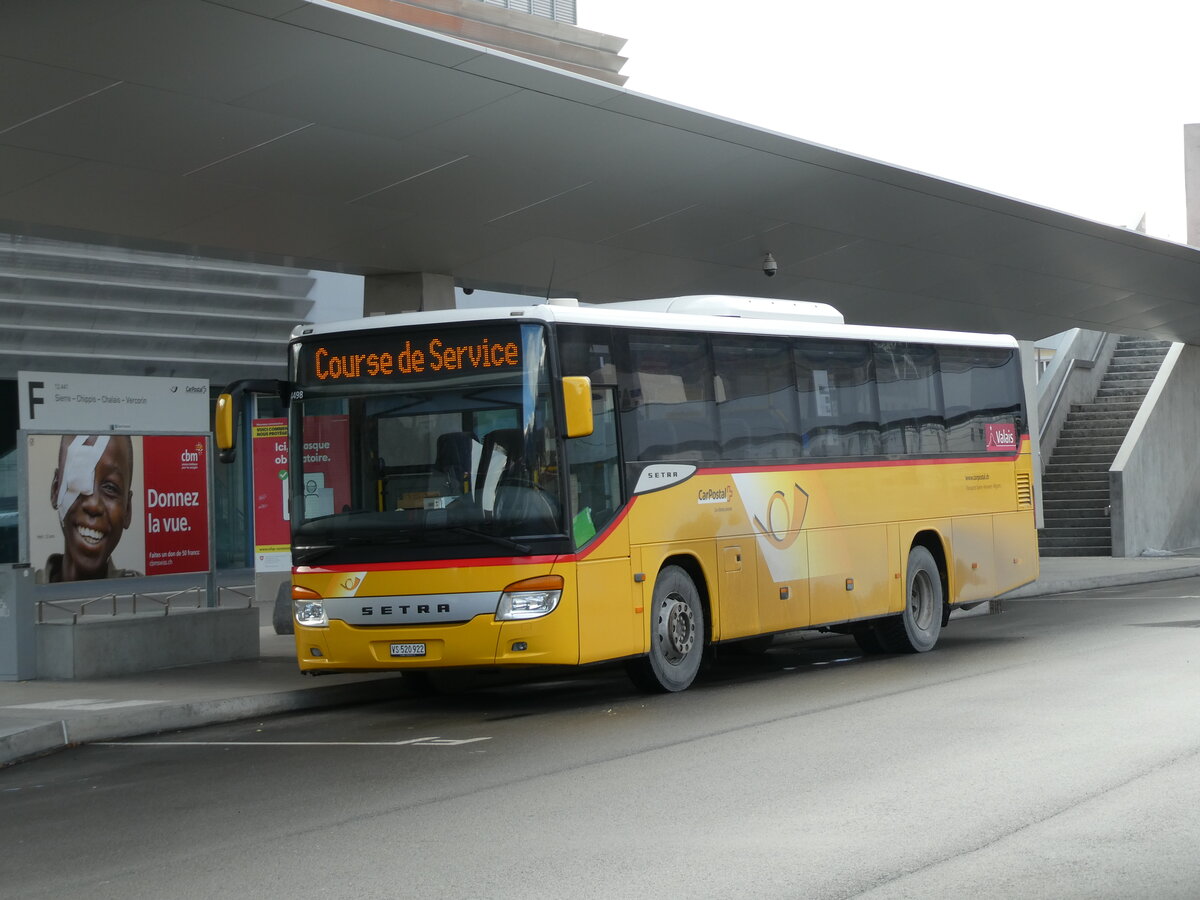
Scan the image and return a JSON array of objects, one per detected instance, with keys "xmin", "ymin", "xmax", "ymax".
[{"xmin": 289, "ymin": 322, "xmax": 565, "ymax": 563}]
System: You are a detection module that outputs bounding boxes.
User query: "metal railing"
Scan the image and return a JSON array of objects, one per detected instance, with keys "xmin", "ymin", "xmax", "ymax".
[{"xmin": 37, "ymin": 583, "xmax": 255, "ymax": 624}]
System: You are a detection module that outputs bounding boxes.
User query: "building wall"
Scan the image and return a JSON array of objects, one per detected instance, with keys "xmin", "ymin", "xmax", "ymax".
[
  {"xmin": 1186, "ymin": 123, "xmax": 1200, "ymax": 247},
  {"xmin": 333, "ymin": 0, "xmax": 628, "ymax": 85}
]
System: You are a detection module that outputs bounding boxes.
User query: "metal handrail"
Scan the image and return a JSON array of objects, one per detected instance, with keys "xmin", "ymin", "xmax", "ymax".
[
  {"xmin": 1042, "ymin": 333, "xmax": 1110, "ymax": 430},
  {"xmin": 37, "ymin": 595, "xmax": 117, "ymax": 624},
  {"xmin": 218, "ymin": 584, "xmax": 255, "ymax": 608},
  {"xmin": 37, "ymin": 583, "xmax": 216, "ymax": 622}
]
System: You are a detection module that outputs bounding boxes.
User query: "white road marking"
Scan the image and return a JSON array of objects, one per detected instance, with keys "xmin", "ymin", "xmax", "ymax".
[
  {"xmin": 5, "ymin": 699, "xmax": 165, "ymax": 711},
  {"xmin": 93, "ymin": 736, "xmax": 492, "ymax": 747}
]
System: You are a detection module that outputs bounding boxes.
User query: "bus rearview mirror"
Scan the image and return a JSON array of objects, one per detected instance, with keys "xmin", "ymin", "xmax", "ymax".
[
  {"xmin": 561, "ymin": 376, "xmax": 594, "ymax": 438},
  {"xmin": 216, "ymin": 393, "xmax": 236, "ymax": 460}
]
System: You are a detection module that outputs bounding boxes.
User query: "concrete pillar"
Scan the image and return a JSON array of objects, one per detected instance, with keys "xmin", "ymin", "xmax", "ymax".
[
  {"xmin": 364, "ymin": 272, "xmax": 456, "ymax": 315},
  {"xmin": 1185, "ymin": 124, "xmax": 1200, "ymax": 247}
]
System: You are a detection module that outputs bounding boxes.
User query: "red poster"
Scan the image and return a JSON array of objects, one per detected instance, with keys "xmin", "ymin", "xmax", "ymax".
[
  {"xmin": 300, "ymin": 415, "xmax": 350, "ymax": 516},
  {"xmin": 141, "ymin": 435, "xmax": 210, "ymax": 575},
  {"xmin": 985, "ymin": 423, "xmax": 1018, "ymax": 452},
  {"xmin": 252, "ymin": 419, "xmax": 291, "ymax": 571}
]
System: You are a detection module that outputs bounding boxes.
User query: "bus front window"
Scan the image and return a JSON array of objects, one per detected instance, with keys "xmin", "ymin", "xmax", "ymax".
[{"xmin": 290, "ymin": 324, "xmax": 564, "ymax": 563}]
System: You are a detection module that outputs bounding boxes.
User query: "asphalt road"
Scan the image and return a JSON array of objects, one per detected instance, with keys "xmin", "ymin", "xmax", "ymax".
[{"xmin": 3, "ymin": 578, "xmax": 1199, "ymax": 899}]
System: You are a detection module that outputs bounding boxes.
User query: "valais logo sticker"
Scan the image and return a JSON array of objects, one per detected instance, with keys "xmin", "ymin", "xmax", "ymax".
[{"xmin": 985, "ymin": 423, "xmax": 1018, "ymax": 452}]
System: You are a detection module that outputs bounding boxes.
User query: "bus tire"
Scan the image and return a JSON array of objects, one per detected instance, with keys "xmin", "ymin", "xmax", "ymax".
[
  {"xmin": 878, "ymin": 546, "xmax": 943, "ymax": 653},
  {"xmin": 626, "ymin": 565, "xmax": 705, "ymax": 693},
  {"xmin": 852, "ymin": 626, "xmax": 887, "ymax": 654},
  {"xmin": 272, "ymin": 580, "xmax": 294, "ymax": 635}
]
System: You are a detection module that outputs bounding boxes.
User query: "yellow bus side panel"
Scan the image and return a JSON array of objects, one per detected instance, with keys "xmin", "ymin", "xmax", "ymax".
[
  {"xmin": 951, "ymin": 516, "xmax": 997, "ymax": 603},
  {"xmin": 993, "ymin": 509, "xmax": 1040, "ymax": 596},
  {"xmin": 717, "ymin": 540, "xmax": 760, "ymax": 640},
  {"xmin": 807, "ymin": 525, "xmax": 891, "ymax": 623},
  {"xmin": 576, "ymin": 555, "xmax": 639, "ymax": 663}
]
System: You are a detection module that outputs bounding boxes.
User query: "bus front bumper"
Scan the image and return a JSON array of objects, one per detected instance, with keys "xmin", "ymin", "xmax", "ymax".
[{"xmin": 294, "ymin": 612, "xmax": 580, "ymax": 673}]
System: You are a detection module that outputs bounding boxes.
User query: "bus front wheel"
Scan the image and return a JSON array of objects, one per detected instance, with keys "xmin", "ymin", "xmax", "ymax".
[
  {"xmin": 626, "ymin": 565, "xmax": 705, "ymax": 693},
  {"xmin": 877, "ymin": 546, "xmax": 944, "ymax": 653}
]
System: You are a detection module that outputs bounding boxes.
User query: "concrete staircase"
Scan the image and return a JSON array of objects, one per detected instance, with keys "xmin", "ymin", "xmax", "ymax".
[{"xmin": 1039, "ymin": 336, "xmax": 1172, "ymax": 557}]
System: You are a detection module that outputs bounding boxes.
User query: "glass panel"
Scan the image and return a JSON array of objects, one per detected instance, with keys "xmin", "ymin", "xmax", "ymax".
[
  {"xmin": 874, "ymin": 342, "xmax": 945, "ymax": 454},
  {"xmin": 0, "ymin": 381, "xmax": 17, "ymax": 563},
  {"xmin": 622, "ymin": 330, "xmax": 717, "ymax": 461},
  {"xmin": 290, "ymin": 324, "xmax": 563, "ymax": 563},
  {"xmin": 794, "ymin": 339, "xmax": 880, "ymax": 457},
  {"xmin": 712, "ymin": 335, "xmax": 801, "ymax": 460},
  {"xmin": 567, "ymin": 386, "xmax": 620, "ymax": 549},
  {"xmin": 940, "ymin": 346, "xmax": 1023, "ymax": 452}
]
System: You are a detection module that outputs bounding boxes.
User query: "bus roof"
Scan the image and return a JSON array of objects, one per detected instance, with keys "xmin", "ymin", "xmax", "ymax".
[{"xmin": 293, "ymin": 296, "xmax": 1019, "ymax": 349}]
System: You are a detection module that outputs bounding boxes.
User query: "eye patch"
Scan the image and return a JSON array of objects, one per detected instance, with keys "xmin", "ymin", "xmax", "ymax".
[{"xmin": 55, "ymin": 436, "xmax": 110, "ymax": 525}]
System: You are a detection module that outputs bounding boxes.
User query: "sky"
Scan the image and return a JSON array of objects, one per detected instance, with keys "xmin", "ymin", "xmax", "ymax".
[{"xmin": 577, "ymin": 0, "xmax": 1200, "ymax": 244}]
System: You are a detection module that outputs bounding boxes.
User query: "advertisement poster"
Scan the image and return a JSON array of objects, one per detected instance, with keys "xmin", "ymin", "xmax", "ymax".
[
  {"xmin": 141, "ymin": 435, "xmax": 210, "ymax": 575},
  {"xmin": 252, "ymin": 419, "xmax": 291, "ymax": 573},
  {"xmin": 27, "ymin": 433, "xmax": 210, "ymax": 584},
  {"xmin": 251, "ymin": 415, "xmax": 351, "ymax": 572},
  {"xmin": 300, "ymin": 414, "xmax": 350, "ymax": 519}
]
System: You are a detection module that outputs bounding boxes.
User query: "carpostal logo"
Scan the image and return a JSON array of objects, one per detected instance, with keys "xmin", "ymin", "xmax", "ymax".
[
  {"xmin": 179, "ymin": 442, "xmax": 204, "ymax": 470},
  {"xmin": 698, "ymin": 484, "xmax": 734, "ymax": 505}
]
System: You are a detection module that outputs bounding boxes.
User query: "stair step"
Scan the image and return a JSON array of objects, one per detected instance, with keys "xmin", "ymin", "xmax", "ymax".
[
  {"xmin": 1069, "ymin": 404, "xmax": 1141, "ymax": 415},
  {"xmin": 1042, "ymin": 518, "xmax": 1110, "ymax": 529},
  {"xmin": 1041, "ymin": 490, "xmax": 1109, "ymax": 501},
  {"xmin": 1039, "ymin": 530, "xmax": 1111, "ymax": 542},
  {"xmin": 1042, "ymin": 506, "xmax": 1108, "ymax": 516},
  {"xmin": 1049, "ymin": 447, "xmax": 1119, "ymax": 458},
  {"xmin": 1039, "ymin": 546, "xmax": 1111, "ymax": 557}
]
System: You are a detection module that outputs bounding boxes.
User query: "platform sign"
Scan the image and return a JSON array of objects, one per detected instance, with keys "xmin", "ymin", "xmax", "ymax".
[{"xmin": 19, "ymin": 371, "xmax": 209, "ymax": 432}]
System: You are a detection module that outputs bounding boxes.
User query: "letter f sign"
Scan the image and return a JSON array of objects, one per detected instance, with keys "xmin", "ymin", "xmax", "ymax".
[{"xmin": 27, "ymin": 381, "xmax": 44, "ymax": 421}]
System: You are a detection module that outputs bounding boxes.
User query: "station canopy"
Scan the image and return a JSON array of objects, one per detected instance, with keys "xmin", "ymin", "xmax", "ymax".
[{"xmin": 4, "ymin": 0, "xmax": 1200, "ymax": 343}]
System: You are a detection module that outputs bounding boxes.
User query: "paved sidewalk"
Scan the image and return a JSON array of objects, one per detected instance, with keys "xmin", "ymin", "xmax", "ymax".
[{"xmin": 5, "ymin": 554, "xmax": 1200, "ymax": 768}]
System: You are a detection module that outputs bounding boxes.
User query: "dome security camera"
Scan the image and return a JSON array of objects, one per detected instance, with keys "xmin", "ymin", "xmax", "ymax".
[{"xmin": 762, "ymin": 253, "xmax": 778, "ymax": 277}]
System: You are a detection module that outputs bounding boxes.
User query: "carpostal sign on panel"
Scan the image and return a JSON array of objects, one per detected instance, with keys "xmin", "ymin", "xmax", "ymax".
[
  {"xmin": 18, "ymin": 371, "xmax": 210, "ymax": 432},
  {"xmin": 296, "ymin": 324, "xmax": 524, "ymax": 385}
]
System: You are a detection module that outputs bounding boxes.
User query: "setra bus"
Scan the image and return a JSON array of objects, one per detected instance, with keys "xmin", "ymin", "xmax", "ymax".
[{"xmin": 217, "ymin": 295, "xmax": 1038, "ymax": 692}]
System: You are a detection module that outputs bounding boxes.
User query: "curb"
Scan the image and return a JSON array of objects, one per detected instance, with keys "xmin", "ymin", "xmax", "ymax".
[
  {"xmin": 1, "ymin": 678, "xmax": 402, "ymax": 768},
  {"xmin": 998, "ymin": 564, "xmax": 1200, "ymax": 600}
]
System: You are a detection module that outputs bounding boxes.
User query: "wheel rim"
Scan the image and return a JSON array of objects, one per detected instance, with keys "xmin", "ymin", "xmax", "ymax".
[
  {"xmin": 909, "ymin": 568, "xmax": 936, "ymax": 632},
  {"xmin": 655, "ymin": 592, "xmax": 695, "ymax": 666}
]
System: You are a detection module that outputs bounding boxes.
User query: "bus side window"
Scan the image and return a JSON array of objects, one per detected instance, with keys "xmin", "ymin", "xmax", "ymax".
[
  {"xmin": 940, "ymin": 346, "xmax": 1023, "ymax": 452},
  {"xmin": 624, "ymin": 330, "xmax": 718, "ymax": 462},
  {"xmin": 795, "ymin": 339, "xmax": 880, "ymax": 458},
  {"xmin": 874, "ymin": 342, "xmax": 945, "ymax": 455},
  {"xmin": 712, "ymin": 334, "xmax": 801, "ymax": 461}
]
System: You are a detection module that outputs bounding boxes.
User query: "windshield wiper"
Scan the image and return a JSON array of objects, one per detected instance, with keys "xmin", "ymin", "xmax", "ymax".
[
  {"xmin": 446, "ymin": 526, "xmax": 531, "ymax": 555},
  {"xmin": 292, "ymin": 544, "xmax": 336, "ymax": 565},
  {"xmin": 292, "ymin": 533, "xmax": 425, "ymax": 564}
]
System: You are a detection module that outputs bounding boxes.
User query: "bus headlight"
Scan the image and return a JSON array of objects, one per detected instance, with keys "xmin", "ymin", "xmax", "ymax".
[
  {"xmin": 293, "ymin": 586, "xmax": 328, "ymax": 627},
  {"xmin": 496, "ymin": 575, "xmax": 563, "ymax": 621}
]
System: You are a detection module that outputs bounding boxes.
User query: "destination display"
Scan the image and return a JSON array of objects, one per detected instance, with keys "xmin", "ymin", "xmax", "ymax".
[{"xmin": 296, "ymin": 325, "xmax": 524, "ymax": 385}]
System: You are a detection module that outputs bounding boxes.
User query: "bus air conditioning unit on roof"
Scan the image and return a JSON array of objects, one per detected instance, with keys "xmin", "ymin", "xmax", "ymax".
[{"xmin": 606, "ymin": 295, "xmax": 844, "ymax": 324}]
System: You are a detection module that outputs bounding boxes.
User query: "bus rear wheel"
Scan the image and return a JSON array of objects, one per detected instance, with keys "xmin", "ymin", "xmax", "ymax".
[
  {"xmin": 626, "ymin": 565, "xmax": 705, "ymax": 693},
  {"xmin": 877, "ymin": 546, "xmax": 943, "ymax": 653}
]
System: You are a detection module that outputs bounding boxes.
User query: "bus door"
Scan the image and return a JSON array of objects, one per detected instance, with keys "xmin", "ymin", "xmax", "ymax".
[{"xmin": 570, "ymin": 386, "xmax": 640, "ymax": 662}]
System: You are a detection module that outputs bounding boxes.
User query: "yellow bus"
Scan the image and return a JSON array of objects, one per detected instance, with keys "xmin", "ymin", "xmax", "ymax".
[{"xmin": 219, "ymin": 296, "xmax": 1038, "ymax": 692}]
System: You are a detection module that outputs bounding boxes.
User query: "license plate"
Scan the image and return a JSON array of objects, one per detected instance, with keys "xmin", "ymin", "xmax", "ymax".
[{"xmin": 390, "ymin": 642, "xmax": 426, "ymax": 658}]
